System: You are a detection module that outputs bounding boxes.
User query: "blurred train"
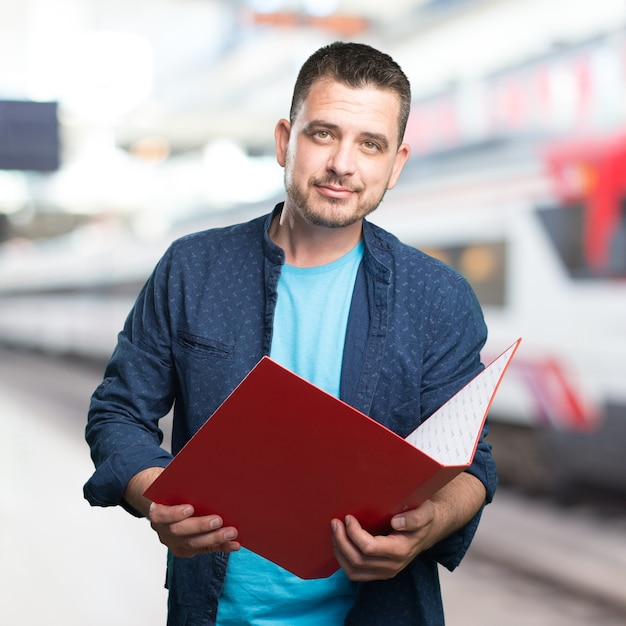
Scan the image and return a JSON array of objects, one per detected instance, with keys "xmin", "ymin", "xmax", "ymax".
[
  {"xmin": 1, "ymin": 134, "xmax": 625, "ymax": 498},
  {"xmin": 374, "ymin": 134, "xmax": 626, "ymax": 497}
]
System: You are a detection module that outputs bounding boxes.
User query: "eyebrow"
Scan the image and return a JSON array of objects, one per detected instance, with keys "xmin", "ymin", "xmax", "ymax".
[{"xmin": 303, "ymin": 119, "xmax": 390, "ymax": 151}]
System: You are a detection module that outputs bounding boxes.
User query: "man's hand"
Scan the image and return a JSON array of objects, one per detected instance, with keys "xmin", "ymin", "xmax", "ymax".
[
  {"xmin": 331, "ymin": 472, "xmax": 486, "ymax": 581},
  {"xmin": 123, "ymin": 467, "xmax": 240, "ymax": 558},
  {"xmin": 148, "ymin": 502, "xmax": 240, "ymax": 558},
  {"xmin": 330, "ymin": 500, "xmax": 437, "ymax": 581}
]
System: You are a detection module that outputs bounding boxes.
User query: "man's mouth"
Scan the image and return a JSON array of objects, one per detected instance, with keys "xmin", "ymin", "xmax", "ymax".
[{"xmin": 314, "ymin": 180, "xmax": 360, "ymax": 199}]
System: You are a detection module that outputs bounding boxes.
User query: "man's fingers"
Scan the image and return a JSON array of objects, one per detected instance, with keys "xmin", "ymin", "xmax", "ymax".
[
  {"xmin": 148, "ymin": 503, "xmax": 225, "ymax": 533},
  {"xmin": 342, "ymin": 515, "xmax": 395, "ymax": 556},
  {"xmin": 390, "ymin": 499, "xmax": 436, "ymax": 532},
  {"xmin": 331, "ymin": 517, "xmax": 394, "ymax": 581},
  {"xmin": 179, "ymin": 526, "xmax": 240, "ymax": 553},
  {"xmin": 148, "ymin": 501, "xmax": 195, "ymax": 524},
  {"xmin": 332, "ymin": 514, "xmax": 429, "ymax": 581},
  {"xmin": 155, "ymin": 518, "xmax": 240, "ymax": 557},
  {"xmin": 147, "ymin": 502, "xmax": 240, "ymax": 557}
]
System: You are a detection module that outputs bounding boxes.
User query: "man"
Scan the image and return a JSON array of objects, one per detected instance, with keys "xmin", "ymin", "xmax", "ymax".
[{"xmin": 85, "ymin": 41, "xmax": 495, "ymax": 625}]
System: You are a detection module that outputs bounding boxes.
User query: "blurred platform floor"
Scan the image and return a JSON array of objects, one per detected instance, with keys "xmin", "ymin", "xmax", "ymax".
[
  {"xmin": 1, "ymin": 348, "xmax": 626, "ymax": 625},
  {"xmin": 0, "ymin": 386, "xmax": 168, "ymax": 625}
]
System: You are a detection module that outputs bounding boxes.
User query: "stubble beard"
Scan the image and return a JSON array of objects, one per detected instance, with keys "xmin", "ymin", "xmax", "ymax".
[{"xmin": 284, "ymin": 174, "xmax": 387, "ymax": 229}]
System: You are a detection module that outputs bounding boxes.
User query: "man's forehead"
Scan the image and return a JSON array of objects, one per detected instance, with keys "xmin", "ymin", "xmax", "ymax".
[{"xmin": 300, "ymin": 79, "xmax": 400, "ymax": 117}]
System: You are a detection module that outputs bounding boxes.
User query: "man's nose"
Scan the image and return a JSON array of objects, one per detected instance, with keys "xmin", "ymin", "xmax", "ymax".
[{"xmin": 327, "ymin": 142, "xmax": 356, "ymax": 177}]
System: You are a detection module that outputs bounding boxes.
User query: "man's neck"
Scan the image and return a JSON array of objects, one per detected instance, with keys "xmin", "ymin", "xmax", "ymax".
[{"xmin": 269, "ymin": 209, "xmax": 363, "ymax": 268}]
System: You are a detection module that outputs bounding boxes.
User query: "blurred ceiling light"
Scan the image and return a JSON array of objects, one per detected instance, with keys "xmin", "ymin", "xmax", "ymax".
[
  {"xmin": 202, "ymin": 138, "xmax": 283, "ymax": 204},
  {"xmin": 44, "ymin": 142, "xmax": 153, "ymax": 215},
  {"xmin": 129, "ymin": 136, "xmax": 171, "ymax": 164},
  {"xmin": 0, "ymin": 171, "xmax": 29, "ymax": 214},
  {"xmin": 247, "ymin": 0, "xmax": 340, "ymax": 19},
  {"xmin": 61, "ymin": 31, "xmax": 154, "ymax": 123}
]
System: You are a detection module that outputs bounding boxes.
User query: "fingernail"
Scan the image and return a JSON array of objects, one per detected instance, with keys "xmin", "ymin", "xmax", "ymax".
[
  {"xmin": 331, "ymin": 519, "xmax": 338, "ymax": 532},
  {"xmin": 224, "ymin": 529, "xmax": 237, "ymax": 540},
  {"xmin": 394, "ymin": 515, "xmax": 406, "ymax": 529}
]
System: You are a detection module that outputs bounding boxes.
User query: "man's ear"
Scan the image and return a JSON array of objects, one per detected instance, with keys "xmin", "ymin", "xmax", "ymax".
[
  {"xmin": 275, "ymin": 119, "xmax": 291, "ymax": 167},
  {"xmin": 387, "ymin": 142, "xmax": 411, "ymax": 190}
]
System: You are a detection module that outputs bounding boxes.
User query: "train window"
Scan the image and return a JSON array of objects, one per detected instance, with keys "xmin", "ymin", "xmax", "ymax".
[
  {"xmin": 420, "ymin": 241, "xmax": 507, "ymax": 308},
  {"xmin": 536, "ymin": 203, "xmax": 587, "ymax": 276},
  {"xmin": 536, "ymin": 201, "xmax": 626, "ymax": 279}
]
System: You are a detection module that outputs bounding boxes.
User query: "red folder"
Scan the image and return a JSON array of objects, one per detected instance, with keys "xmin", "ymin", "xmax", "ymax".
[{"xmin": 145, "ymin": 338, "xmax": 521, "ymax": 579}]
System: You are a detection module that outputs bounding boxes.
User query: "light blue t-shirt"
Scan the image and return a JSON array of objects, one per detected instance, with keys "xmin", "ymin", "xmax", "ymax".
[{"xmin": 216, "ymin": 241, "xmax": 364, "ymax": 625}]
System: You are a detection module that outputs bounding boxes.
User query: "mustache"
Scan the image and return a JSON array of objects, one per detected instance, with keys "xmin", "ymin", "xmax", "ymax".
[{"xmin": 311, "ymin": 176, "xmax": 362, "ymax": 193}]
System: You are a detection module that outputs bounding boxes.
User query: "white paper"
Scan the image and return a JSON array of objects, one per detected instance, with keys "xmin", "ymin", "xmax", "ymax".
[{"xmin": 405, "ymin": 340, "xmax": 520, "ymax": 465}]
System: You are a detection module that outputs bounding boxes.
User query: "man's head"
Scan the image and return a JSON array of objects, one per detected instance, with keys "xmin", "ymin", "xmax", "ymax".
[
  {"xmin": 275, "ymin": 42, "xmax": 411, "ymax": 232},
  {"xmin": 289, "ymin": 41, "xmax": 411, "ymax": 147}
]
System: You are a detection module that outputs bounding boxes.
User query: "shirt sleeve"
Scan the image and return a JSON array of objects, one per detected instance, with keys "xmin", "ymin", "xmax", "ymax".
[
  {"xmin": 418, "ymin": 272, "xmax": 496, "ymax": 570},
  {"xmin": 83, "ymin": 247, "xmax": 177, "ymax": 517}
]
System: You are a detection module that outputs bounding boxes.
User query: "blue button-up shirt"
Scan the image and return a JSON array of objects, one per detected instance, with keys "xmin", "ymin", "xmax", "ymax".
[{"xmin": 85, "ymin": 204, "xmax": 495, "ymax": 625}]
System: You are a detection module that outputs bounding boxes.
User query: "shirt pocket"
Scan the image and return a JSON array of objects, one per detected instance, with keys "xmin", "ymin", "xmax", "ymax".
[{"xmin": 176, "ymin": 331, "xmax": 234, "ymax": 359}]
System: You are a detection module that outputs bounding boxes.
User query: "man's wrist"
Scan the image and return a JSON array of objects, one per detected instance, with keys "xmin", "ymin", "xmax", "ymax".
[{"xmin": 123, "ymin": 467, "xmax": 165, "ymax": 517}]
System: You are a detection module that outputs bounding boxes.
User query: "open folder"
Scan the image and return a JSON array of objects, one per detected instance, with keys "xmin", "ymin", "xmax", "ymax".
[{"xmin": 145, "ymin": 338, "xmax": 521, "ymax": 579}]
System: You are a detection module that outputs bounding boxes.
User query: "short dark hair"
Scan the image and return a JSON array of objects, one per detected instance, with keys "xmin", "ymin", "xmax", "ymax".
[{"xmin": 289, "ymin": 41, "xmax": 411, "ymax": 145}]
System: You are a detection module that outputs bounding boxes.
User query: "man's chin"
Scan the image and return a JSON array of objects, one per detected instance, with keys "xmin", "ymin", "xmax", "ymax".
[
  {"xmin": 304, "ymin": 206, "xmax": 364, "ymax": 229},
  {"xmin": 286, "ymin": 187, "xmax": 380, "ymax": 228}
]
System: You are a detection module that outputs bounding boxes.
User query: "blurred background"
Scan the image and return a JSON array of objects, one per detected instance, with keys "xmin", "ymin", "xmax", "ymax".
[{"xmin": 1, "ymin": 0, "xmax": 625, "ymax": 624}]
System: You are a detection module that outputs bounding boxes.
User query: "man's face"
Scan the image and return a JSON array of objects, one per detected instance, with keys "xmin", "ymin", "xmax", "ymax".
[{"xmin": 275, "ymin": 79, "xmax": 410, "ymax": 229}]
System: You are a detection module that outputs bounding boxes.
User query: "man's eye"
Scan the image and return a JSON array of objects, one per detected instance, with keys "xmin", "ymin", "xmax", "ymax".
[
  {"xmin": 363, "ymin": 141, "xmax": 379, "ymax": 151},
  {"xmin": 315, "ymin": 130, "xmax": 331, "ymax": 139}
]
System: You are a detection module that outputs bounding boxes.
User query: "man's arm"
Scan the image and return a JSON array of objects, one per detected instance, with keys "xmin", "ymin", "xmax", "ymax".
[{"xmin": 331, "ymin": 471, "xmax": 486, "ymax": 581}]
